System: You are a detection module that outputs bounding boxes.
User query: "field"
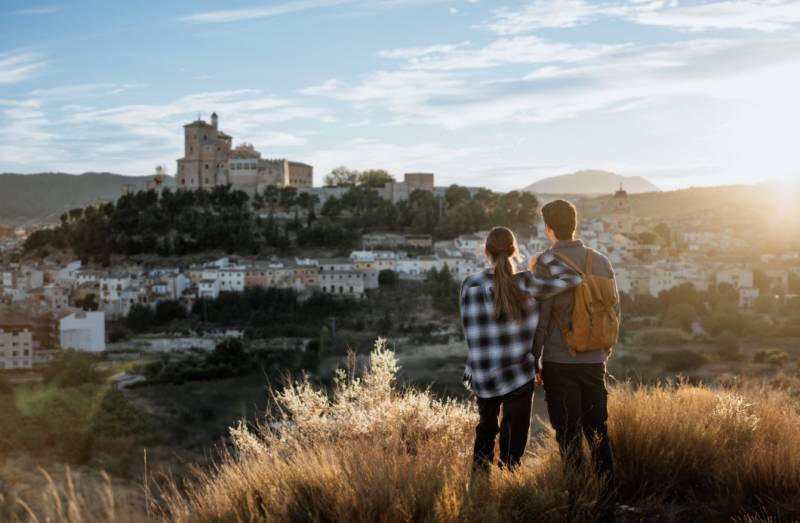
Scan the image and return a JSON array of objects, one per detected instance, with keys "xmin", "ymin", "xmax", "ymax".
[{"xmin": 153, "ymin": 339, "xmax": 800, "ymax": 522}]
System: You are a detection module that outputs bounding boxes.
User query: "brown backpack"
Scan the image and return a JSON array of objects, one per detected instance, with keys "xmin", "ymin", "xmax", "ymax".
[{"xmin": 552, "ymin": 250, "xmax": 620, "ymax": 355}]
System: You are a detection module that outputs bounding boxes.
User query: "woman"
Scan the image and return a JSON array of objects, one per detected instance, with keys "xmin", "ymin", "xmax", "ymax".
[{"xmin": 461, "ymin": 226, "xmax": 582, "ymax": 471}]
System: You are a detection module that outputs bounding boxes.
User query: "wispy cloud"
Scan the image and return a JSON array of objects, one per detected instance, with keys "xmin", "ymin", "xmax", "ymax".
[
  {"xmin": 30, "ymin": 83, "xmax": 144, "ymax": 99},
  {"xmin": 15, "ymin": 6, "xmax": 61, "ymax": 15},
  {"xmin": 487, "ymin": 0, "xmax": 800, "ymax": 35},
  {"xmin": 180, "ymin": 0, "xmax": 360, "ymax": 23},
  {"xmin": 302, "ymin": 35, "xmax": 800, "ymax": 129},
  {"xmin": 380, "ymin": 36, "xmax": 630, "ymax": 70},
  {"xmin": 0, "ymin": 50, "xmax": 45, "ymax": 84},
  {"xmin": 180, "ymin": 0, "xmax": 453, "ymax": 23},
  {"xmin": 377, "ymin": 42, "xmax": 470, "ymax": 60}
]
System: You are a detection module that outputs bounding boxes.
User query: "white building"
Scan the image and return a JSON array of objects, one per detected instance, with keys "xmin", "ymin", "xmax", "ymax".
[
  {"xmin": 455, "ymin": 234, "xmax": 485, "ymax": 253},
  {"xmin": 60, "ymin": 311, "xmax": 106, "ymax": 353},
  {"xmin": 99, "ymin": 275, "xmax": 131, "ymax": 305},
  {"xmin": 397, "ymin": 258, "xmax": 423, "ymax": 279},
  {"xmin": 199, "ymin": 278, "xmax": 220, "ymax": 299},
  {"xmin": 56, "ymin": 261, "xmax": 82, "ymax": 286},
  {"xmin": 738, "ymin": 286, "xmax": 760, "ymax": 309},
  {"xmin": 0, "ymin": 322, "xmax": 33, "ymax": 369},
  {"xmin": 320, "ymin": 270, "xmax": 365, "ymax": 298},
  {"xmin": 716, "ymin": 267, "xmax": 754, "ymax": 290},
  {"xmin": 648, "ymin": 267, "xmax": 678, "ymax": 297},
  {"xmin": 219, "ymin": 266, "xmax": 246, "ymax": 292}
]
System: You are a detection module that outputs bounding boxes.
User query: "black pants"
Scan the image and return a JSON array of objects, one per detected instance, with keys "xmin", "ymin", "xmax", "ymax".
[
  {"xmin": 542, "ymin": 363, "xmax": 614, "ymax": 485},
  {"xmin": 473, "ymin": 379, "xmax": 534, "ymax": 471}
]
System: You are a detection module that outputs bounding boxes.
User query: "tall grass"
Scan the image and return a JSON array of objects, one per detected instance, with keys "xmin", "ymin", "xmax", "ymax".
[
  {"xmin": 156, "ymin": 338, "xmax": 800, "ymax": 522},
  {"xmin": 0, "ymin": 465, "xmax": 146, "ymax": 523}
]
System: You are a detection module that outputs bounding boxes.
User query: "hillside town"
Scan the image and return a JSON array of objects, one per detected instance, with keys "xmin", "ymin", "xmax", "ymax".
[
  {"xmin": 2, "ymin": 181, "xmax": 799, "ymax": 371},
  {"xmin": 1, "ymin": 115, "xmax": 799, "ymax": 375}
]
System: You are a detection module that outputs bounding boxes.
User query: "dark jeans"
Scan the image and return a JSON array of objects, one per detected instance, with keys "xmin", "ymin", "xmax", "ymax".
[
  {"xmin": 473, "ymin": 379, "xmax": 534, "ymax": 471},
  {"xmin": 542, "ymin": 363, "xmax": 614, "ymax": 486}
]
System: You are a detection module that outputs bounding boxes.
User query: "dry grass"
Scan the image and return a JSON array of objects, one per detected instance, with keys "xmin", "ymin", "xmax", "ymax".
[
  {"xmin": 153, "ymin": 338, "xmax": 800, "ymax": 522},
  {"xmin": 0, "ymin": 463, "xmax": 147, "ymax": 523}
]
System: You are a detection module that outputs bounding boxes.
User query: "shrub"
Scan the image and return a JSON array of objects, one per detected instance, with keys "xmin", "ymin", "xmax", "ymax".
[
  {"xmin": 716, "ymin": 332, "xmax": 741, "ymax": 360},
  {"xmin": 752, "ymin": 348, "xmax": 790, "ymax": 367},
  {"xmin": 44, "ymin": 351, "xmax": 102, "ymax": 387},
  {"xmin": 631, "ymin": 328, "xmax": 692, "ymax": 346},
  {"xmin": 378, "ymin": 269, "xmax": 398, "ymax": 286},
  {"xmin": 651, "ymin": 349, "xmax": 708, "ymax": 372}
]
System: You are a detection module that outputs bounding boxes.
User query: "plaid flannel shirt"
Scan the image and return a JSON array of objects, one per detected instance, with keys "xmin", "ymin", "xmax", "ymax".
[{"xmin": 460, "ymin": 251, "xmax": 583, "ymax": 398}]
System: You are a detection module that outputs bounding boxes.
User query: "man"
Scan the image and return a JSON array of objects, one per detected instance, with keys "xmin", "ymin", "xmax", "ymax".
[{"xmin": 531, "ymin": 199, "xmax": 618, "ymax": 505}]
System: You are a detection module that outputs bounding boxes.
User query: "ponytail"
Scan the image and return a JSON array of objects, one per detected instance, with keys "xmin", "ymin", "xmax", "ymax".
[{"xmin": 485, "ymin": 227, "xmax": 530, "ymax": 322}]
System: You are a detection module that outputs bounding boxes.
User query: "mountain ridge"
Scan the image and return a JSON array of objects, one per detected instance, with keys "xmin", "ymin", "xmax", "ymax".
[
  {"xmin": 0, "ymin": 172, "xmax": 159, "ymax": 224},
  {"xmin": 521, "ymin": 169, "xmax": 660, "ymax": 195}
]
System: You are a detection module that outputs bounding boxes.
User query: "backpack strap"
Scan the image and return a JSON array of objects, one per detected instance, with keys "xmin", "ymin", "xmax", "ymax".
[
  {"xmin": 551, "ymin": 251, "xmax": 585, "ymax": 276},
  {"xmin": 585, "ymin": 249, "xmax": 594, "ymax": 275}
]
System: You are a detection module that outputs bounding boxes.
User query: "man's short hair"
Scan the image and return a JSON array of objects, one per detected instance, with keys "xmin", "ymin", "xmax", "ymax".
[{"xmin": 541, "ymin": 199, "xmax": 577, "ymax": 241}]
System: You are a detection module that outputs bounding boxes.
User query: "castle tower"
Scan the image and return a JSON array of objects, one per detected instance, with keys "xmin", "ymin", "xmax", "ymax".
[
  {"xmin": 614, "ymin": 183, "xmax": 629, "ymax": 212},
  {"xmin": 610, "ymin": 183, "xmax": 633, "ymax": 232},
  {"xmin": 176, "ymin": 112, "xmax": 231, "ymax": 189}
]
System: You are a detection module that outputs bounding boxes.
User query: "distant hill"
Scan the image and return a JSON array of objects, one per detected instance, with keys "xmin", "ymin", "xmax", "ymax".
[
  {"xmin": 575, "ymin": 182, "xmax": 800, "ymax": 229},
  {"xmin": 0, "ymin": 172, "xmax": 172, "ymax": 224},
  {"xmin": 521, "ymin": 170, "xmax": 660, "ymax": 195}
]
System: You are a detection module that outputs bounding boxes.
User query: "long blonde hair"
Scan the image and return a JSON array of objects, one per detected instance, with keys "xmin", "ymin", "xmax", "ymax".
[{"xmin": 485, "ymin": 227, "xmax": 530, "ymax": 322}]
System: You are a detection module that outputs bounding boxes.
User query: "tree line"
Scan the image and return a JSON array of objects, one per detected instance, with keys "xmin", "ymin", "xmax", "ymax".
[{"xmin": 24, "ymin": 169, "xmax": 539, "ymax": 264}]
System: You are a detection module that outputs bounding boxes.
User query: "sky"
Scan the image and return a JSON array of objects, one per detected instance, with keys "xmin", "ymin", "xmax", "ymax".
[{"xmin": 2, "ymin": 0, "xmax": 800, "ymax": 191}]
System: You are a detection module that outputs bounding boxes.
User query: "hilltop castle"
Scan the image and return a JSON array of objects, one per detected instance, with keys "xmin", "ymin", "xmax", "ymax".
[{"xmin": 175, "ymin": 112, "xmax": 313, "ymax": 196}]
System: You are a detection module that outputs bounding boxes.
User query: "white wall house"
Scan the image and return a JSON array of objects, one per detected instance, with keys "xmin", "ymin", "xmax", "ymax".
[
  {"xmin": 716, "ymin": 267, "xmax": 754, "ymax": 290},
  {"xmin": 56, "ymin": 261, "xmax": 82, "ymax": 286},
  {"xmin": 738, "ymin": 286, "xmax": 760, "ymax": 309},
  {"xmin": 99, "ymin": 275, "xmax": 131, "ymax": 305},
  {"xmin": 199, "ymin": 278, "xmax": 220, "ymax": 299},
  {"xmin": 397, "ymin": 258, "xmax": 423, "ymax": 279},
  {"xmin": 219, "ymin": 267, "xmax": 246, "ymax": 292},
  {"xmin": 60, "ymin": 311, "xmax": 106, "ymax": 353},
  {"xmin": 0, "ymin": 323, "xmax": 33, "ymax": 369},
  {"xmin": 320, "ymin": 270, "xmax": 365, "ymax": 298}
]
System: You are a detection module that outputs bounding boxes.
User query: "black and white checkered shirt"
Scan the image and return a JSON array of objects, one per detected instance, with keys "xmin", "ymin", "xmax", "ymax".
[{"xmin": 460, "ymin": 251, "xmax": 582, "ymax": 398}]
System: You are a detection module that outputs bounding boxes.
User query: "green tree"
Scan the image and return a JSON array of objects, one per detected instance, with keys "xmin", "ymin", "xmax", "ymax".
[
  {"xmin": 425, "ymin": 265, "xmax": 460, "ymax": 315},
  {"xmin": 444, "ymin": 185, "xmax": 471, "ymax": 209},
  {"xmin": 319, "ymin": 325, "xmax": 333, "ymax": 356},
  {"xmin": 321, "ymin": 195, "xmax": 343, "ymax": 220},
  {"xmin": 296, "ymin": 192, "xmax": 321, "ymax": 227},
  {"xmin": 378, "ymin": 269, "xmax": 398, "ymax": 286},
  {"xmin": 358, "ymin": 169, "xmax": 395, "ymax": 188},
  {"xmin": 324, "ymin": 166, "xmax": 359, "ymax": 187},
  {"xmin": 208, "ymin": 337, "xmax": 248, "ymax": 368}
]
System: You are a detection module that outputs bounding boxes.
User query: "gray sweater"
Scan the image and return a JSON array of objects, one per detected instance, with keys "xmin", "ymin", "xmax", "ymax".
[{"xmin": 532, "ymin": 239, "xmax": 618, "ymax": 365}]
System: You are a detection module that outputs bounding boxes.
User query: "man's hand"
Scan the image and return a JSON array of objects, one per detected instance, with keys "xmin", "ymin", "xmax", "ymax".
[
  {"xmin": 528, "ymin": 253, "xmax": 540, "ymax": 272},
  {"xmin": 535, "ymin": 371, "xmax": 543, "ymax": 386}
]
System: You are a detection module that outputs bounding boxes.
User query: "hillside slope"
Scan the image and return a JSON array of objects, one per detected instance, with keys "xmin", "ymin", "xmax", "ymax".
[
  {"xmin": 155, "ymin": 340, "xmax": 800, "ymax": 523},
  {"xmin": 0, "ymin": 172, "xmax": 168, "ymax": 224}
]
